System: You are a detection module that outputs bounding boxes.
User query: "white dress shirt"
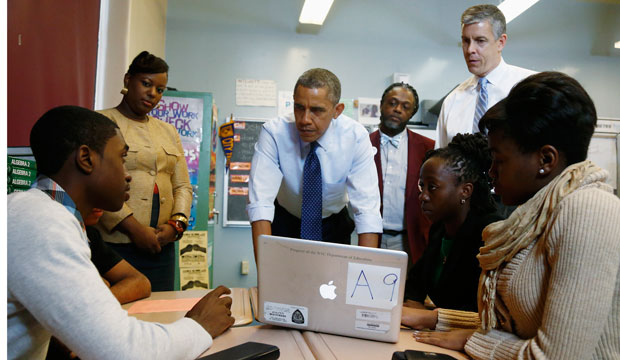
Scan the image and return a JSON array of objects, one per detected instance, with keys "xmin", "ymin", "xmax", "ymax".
[
  {"xmin": 436, "ymin": 58, "xmax": 536, "ymax": 148},
  {"xmin": 379, "ymin": 130, "xmax": 408, "ymax": 250},
  {"xmin": 247, "ymin": 114, "xmax": 382, "ymax": 234},
  {"xmin": 379, "ymin": 130, "xmax": 408, "ymax": 231}
]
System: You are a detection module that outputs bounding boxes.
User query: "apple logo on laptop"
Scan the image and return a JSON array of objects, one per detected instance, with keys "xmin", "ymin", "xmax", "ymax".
[{"xmin": 319, "ymin": 280, "xmax": 337, "ymax": 300}]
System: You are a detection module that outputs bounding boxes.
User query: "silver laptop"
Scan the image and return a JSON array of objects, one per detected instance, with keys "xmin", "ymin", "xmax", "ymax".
[{"xmin": 257, "ymin": 235, "xmax": 408, "ymax": 343}]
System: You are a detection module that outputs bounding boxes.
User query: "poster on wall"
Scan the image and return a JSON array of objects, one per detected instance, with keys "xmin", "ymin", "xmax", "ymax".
[
  {"xmin": 236, "ymin": 79, "xmax": 277, "ymax": 106},
  {"xmin": 209, "ymin": 104, "xmax": 218, "ymax": 222},
  {"xmin": 357, "ymin": 97, "xmax": 381, "ymax": 125},
  {"xmin": 278, "ymin": 90, "xmax": 293, "ymax": 117},
  {"xmin": 178, "ymin": 231, "xmax": 208, "ymax": 268},
  {"xmin": 149, "ymin": 91, "xmax": 208, "ymax": 230}
]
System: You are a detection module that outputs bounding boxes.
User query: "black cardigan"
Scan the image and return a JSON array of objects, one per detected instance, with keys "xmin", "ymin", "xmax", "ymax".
[{"xmin": 403, "ymin": 210, "xmax": 503, "ymax": 311}]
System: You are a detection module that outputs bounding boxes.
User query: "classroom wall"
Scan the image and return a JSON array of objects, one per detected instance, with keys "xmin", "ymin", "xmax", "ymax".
[
  {"xmin": 95, "ymin": 0, "xmax": 168, "ymax": 110},
  {"xmin": 163, "ymin": 0, "xmax": 620, "ymax": 288}
]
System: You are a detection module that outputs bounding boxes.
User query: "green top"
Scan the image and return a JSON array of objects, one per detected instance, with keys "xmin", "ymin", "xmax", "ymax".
[{"xmin": 431, "ymin": 236, "xmax": 455, "ymax": 287}]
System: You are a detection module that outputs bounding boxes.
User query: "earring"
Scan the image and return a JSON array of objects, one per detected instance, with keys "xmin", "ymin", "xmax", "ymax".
[
  {"xmin": 120, "ymin": 87, "xmax": 128, "ymax": 95},
  {"xmin": 539, "ymin": 168, "xmax": 545, "ymax": 174},
  {"xmin": 460, "ymin": 199, "xmax": 465, "ymax": 205}
]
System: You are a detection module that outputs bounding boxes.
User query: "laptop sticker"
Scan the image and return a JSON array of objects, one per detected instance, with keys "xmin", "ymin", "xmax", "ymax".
[
  {"xmin": 356, "ymin": 309, "xmax": 391, "ymax": 323},
  {"xmin": 264, "ymin": 301, "xmax": 308, "ymax": 327},
  {"xmin": 345, "ymin": 262, "xmax": 401, "ymax": 310},
  {"xmin": 355, "ymin": 320, "xmax": 391, "ymax": 333}
]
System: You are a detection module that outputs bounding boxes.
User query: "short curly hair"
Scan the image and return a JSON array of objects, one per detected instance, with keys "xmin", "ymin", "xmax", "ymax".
[
  {"xmin": 30, "ymin": 106, "xmax": 119, "ymax": 176},
  {"xmin": 294, "ymin": 68, "xmax": 341, "ymax": 105}
]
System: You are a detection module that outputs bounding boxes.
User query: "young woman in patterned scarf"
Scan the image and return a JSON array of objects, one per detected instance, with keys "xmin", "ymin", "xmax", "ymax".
[{"xmin": 413, "ymin": 71, "xmax": 620, "ymax": 359}]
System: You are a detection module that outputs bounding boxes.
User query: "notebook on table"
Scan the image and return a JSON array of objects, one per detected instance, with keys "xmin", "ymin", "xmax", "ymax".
[
  {"xmin": 124, "ymin": 287, "xmax": 253, "ymax": 326},
  {"xmin": 256, "ymin": 234, "xmax": 408, "ymax": 343}
]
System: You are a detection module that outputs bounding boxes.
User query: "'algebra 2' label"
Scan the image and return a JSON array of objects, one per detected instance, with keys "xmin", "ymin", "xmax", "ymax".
[{"xmin": 264, "ymin": 301, "xmax": 308, "ymax": 327}]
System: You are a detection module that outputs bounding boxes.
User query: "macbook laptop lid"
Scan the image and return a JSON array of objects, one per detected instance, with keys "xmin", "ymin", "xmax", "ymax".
[{"xmin": 257, "ymin": 235, "xmax": 408, "ymax": 343}]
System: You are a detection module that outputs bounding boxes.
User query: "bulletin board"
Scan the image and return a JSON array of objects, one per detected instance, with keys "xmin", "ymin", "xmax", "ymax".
[{"xmin": 223, "ymin": 118, "xmax": 266, "ymax": 226}]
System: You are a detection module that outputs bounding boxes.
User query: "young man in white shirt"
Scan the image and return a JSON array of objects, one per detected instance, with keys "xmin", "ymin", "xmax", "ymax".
[{"xmin": 7, "ymin": 106, "xmax": 234, "ymax": 359}]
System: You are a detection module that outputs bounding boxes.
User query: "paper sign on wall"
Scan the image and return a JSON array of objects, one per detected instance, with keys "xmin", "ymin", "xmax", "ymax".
[
  {"xmin": 179, "ymin": 231, "xmax": 208, "ymax": 268},
  {"xmin": 345, "ymin": 262, "xmax": 401, "ymax": 310},
  {"xmin": 180, "ymin": 268, "xmax": 209, "ymax": 291},
  {"xmin": 278, "ymin": 90, "xmax": 294, "ymax": 117},
  {"xmin": 358, "ymin": 97, "xmax": 381, "ymax": 125},
  {"xmin": 236, "ymin": 79, "xmax": 277, "ymax": 106}
]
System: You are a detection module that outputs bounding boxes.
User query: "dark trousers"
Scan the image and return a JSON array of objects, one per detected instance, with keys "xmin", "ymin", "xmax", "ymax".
[
  {"xmin": 107, "ymin": 242, "xmax": 175, "ymax": 291},
  {"xmin": 272, "ymin": 201, "xmax": 355, "ymax": 244}
]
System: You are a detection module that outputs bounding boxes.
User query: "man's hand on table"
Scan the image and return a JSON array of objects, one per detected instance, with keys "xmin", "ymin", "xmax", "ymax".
[{"xmin": 186, "ymin": 285, "xmax": 235, "ymax": 338}]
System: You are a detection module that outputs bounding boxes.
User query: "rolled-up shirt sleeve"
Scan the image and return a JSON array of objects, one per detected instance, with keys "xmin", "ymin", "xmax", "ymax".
[
  {"xmin": 346, "ymin": 132, "xmax": 382, "ymax": 234},
  {"xmin": 247, "ymin": 125, "xmax": 283, "ymax": 223}
]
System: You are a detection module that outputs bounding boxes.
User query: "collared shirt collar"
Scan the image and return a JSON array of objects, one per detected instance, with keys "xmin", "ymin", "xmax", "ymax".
[
  {"xmin": 299, "ymin": 117, "xmax": 336, "ymax": 153},
  {"xmin": 32, "ymin": 175, "xmax": 86, "ymax": 231},
  {"xmin": 474, "ymin": 57, "xmax": 507, "ymax": 89},
  {"xmin": 379, "ymin": 129, "xmax": 406, "ymax": 148}
]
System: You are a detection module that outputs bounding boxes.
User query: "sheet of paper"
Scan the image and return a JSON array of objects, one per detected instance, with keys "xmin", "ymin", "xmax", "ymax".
[
  {"xmin": 345, "ymin": 262, "xmax": 402, "ymax": 310},
  {"xmin": 179, "ymin": 231, "xmax": 208, "ymax": 268},
  {"xmin": 127, "ymin": 298, "xmax": 201, "ymax": 314},
  {"xmin": 236, "ymin": 79, "xmax": 277, "ymax": 106},
  {"xmin": 278, "ymin": 90, "xmax": 294, "ymax": 117},
  {"xmin": 180, "ymin": 268, "xmax": 210, "ymax": 290},
  {"xmin": 358, "ymin": 97, "xmax": 380, "ymax": 125}
]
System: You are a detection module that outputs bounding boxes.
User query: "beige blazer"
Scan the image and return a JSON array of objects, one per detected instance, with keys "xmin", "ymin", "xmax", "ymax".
[{"xmin": 96, "ymin": 108, "xmax": 193, "ymax": 244}]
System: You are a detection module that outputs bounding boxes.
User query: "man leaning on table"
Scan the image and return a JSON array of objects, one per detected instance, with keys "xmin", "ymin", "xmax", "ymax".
[
  {"xmin": 435, "ymin": 4, "xmax": 536, "ymax": 148},
  {"xmin": 7, "ymin": 106, "xmax": 234, "ymax": 360},
  {"xmin": 247, "ymin": 68, "xmax": 382, "ymax": 257}
]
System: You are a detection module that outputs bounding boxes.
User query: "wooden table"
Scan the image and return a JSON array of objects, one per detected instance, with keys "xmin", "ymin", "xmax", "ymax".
[{"xmin": 124, "ymin": 288, "xmax": 469, "ymax": 359}]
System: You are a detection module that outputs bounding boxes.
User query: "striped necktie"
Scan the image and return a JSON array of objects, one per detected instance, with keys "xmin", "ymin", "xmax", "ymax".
[
  {"xmin": 473, "ymin": 77, "xmax": 488, "ymax": 133},
  {"xmin": 300, "ymin": 142, "xmax": 322, "ymax": 240}
]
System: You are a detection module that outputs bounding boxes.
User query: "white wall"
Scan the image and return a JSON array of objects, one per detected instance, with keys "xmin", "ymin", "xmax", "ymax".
[
  {"xmin": 95, "ymin": 0, "xmax": 168, "ymax": 110},
  {"xmin": 163, "ymin": 0, "xmax": 620, "ymax": 288},
  {"xmin": 127, "ymin": 0, "xmax": 168, "ymax": 62}
]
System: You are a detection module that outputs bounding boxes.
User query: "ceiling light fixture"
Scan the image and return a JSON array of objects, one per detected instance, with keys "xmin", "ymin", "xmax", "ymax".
[
  {"xmin": 299, "ymin": 0, "xmax": 334, "ymax": 25},
  {"xmin": 498, "ymin": 0, "xmax": 540, "ymax": 24}
]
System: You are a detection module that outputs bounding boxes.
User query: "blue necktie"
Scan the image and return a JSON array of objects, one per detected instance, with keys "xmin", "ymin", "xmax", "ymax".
[
  {"xmin": 473, "ymin": 77, "xmax": 488, "ymax": 133},
  {"xmin": 300, "ymin": 142, "xmax": 322, "ymax": 241},
  {"xmin": 380, "ymin": 133, "xmax": 401, "ymax": 148}
]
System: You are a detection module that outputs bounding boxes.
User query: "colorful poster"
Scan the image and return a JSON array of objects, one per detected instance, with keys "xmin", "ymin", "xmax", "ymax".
[
  {"xmin": 149, "ymin": 95, "xmax": 206, "ymax": 230},
  {"xmin": 209, "ymin": 104, "xmax": 218, "ymax": 221}
]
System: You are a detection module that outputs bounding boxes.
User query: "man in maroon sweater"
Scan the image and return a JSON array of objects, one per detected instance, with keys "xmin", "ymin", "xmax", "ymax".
[{"xmin": 369, "ymin": 83, "xmax": 435, "ymax": 265}]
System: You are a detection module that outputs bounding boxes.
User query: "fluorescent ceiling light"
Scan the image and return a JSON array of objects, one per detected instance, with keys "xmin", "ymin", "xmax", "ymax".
[
  {"xmin": 615, "ymin": 41, "xmax": 620, "ymax": 49},
  {"xmin": 498, "ymin": 0, "xmax": 540, "ymax": 24},
  {"xmin": 299, "ymin": 0, "xmax": 334, "ymax": 25}
]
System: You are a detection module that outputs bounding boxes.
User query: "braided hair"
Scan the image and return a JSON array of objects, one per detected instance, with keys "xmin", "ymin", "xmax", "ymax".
[
  {"xmin": 380, "ymin": 82, "xmax": 420, "ymax": 116},
  {"xmin": 424, "ymin": 133, "xmax": 495, "ymax": 213}
]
